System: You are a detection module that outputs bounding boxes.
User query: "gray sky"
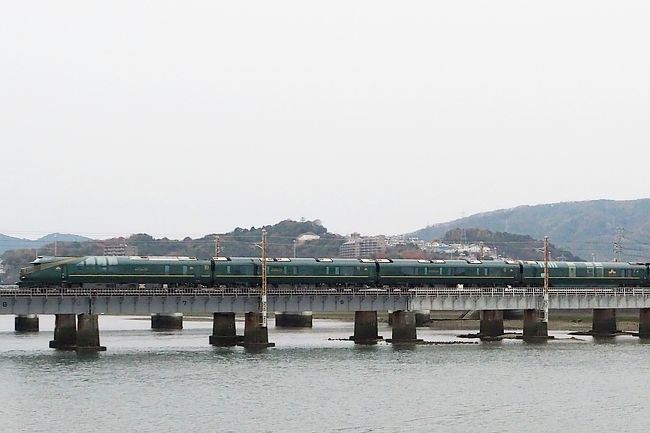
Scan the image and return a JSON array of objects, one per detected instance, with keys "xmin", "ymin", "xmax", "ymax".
[{"xmin": 1, "ymin": 1, "xmax": 649, "ymax": 240}]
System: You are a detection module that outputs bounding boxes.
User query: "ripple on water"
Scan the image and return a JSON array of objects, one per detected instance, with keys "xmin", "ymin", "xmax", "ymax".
[{"xmin": 0, "ymin": 315, "xmax": 648, "ymax": 433}]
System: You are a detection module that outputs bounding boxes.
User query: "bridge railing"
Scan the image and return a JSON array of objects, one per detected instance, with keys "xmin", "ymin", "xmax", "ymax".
[{"xmin": 2, "ymin": 286, "xmax": 650, "ymax": 297}]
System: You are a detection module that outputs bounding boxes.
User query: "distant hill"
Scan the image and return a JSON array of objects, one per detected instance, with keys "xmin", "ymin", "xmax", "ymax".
[
  {"xmin": 410, "ymin": 199, "xmax": 650, "ymax": 262},
  {"xmin": 0, "ymin": 233, "xmax": 93, "ymax": 254},
  {"xmin": 442, "ymin": 228, "xmax": 581, "ymax": 261},
  {"xmin": 0, "ymin": 220, "xmax": 345, "ymax": 283}
]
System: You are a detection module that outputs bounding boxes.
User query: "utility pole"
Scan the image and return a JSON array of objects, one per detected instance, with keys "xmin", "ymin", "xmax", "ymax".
[
  {"xmin": 541, "ymin": 236, "xmax": 549, "ymax": 324},
  {"xmin": 293, "ymin": 239, "xmax": 296, "ymax": 258},
  {"xmin": 479, "ymin": 241, "xmax": 484, "ymax": 260},
  {"xmin": 214, "ymin": 235, "xmax": 220, "ymax": 257},
  {"xmin": 54, "ymin": 233, "xmax": 58, "ymax": 256},
  {"xmin": 260, "ymin": 230, "xmax": 268, "ymax": 328},
  {"xmin": 614, "ymin": 227, "xmax": 624, "ymax": 262}
]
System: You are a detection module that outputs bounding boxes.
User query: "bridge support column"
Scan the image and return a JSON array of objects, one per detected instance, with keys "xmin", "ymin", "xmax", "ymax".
[
  {"xmin": 480, "ymin": 310, "xmax": 504, "ymax": 338},
  {"xmin": 210, "ymin": 313, "xmax": 241, "ymax": 346},
  {"xmin": 76, "ymin": 314, "xmax": 106, "ymax": 352},
  {"xmin": 239, "ymin": 313, "xmax": 275, "ymax": 348},
  {"xmin": 151, "ymin": 313, "xmax": 183, "ymax": 330},
  {"xmin": 274, "ymin": 311, "xmax": 313, "ymax": 328},
  {"xmin": 387, "ymin": 311, "xmax": 422, "ymax": 344},
  {"xmin": 522, "ymin": 309, "xmax": 549, "ymax": 340},
  {"xmin": 592, "ymin": 309, "xmax": 618, "ymax": 336},
  {"xmin": 415, "ymin": 310, "xmax": 431, "ymax": 326},
  {"xmin": 49, "ymin": 314, "xmax": 77, "ymax": 350},
  {"xmin": 639, "ymin": 309, "xmax": 650, "ymax": 339},
  {"xmin": 353, "ymin": 311, "xmax": 380, "ymax": 345},
  {"xmin": 15, "ymin": 314, "xmax": 39, "ymax": 332}
]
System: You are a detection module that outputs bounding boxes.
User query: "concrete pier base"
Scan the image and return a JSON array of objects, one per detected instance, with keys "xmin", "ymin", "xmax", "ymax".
[
  {"xmin": 209, "ymin": 312, "xmax": 242, "ymax": 346},
  {"xmin": 49, "ymin": 314, "xmax": 77, "ymax": 350},
  {"xmin": 522, "ymin": 309, "xmax": 551, "ymax": 341},
  {"xmin": 480, "ymin": 310, "xmax": 504, "ymax": 339},
  {"xmin": 592, "ymin": 309, "xmax": 618, "ymax": 336},
  {"xmin": 352, "ymin": 311, "xmax": 380, "ymax": 345},
  {"xmin": 15, "ymin": 314, "xmax": 39, "ymax": 332},
  {"xmin": 639, "ymin": 308, "xmax": 650, "ymax": 339},
  {"xmin": 387, "ymin": 311, "xmax": 422, "ymax": 344},
  {"xmin": 239, "ymin": 313, "xmax": 275, "ymax": 348},
  {"xmin": 151, "ymin": 313, "xmax": 183, "ymax": 330},
  {"xmin": 415, "ymin": 310, "xmax": 431, "ymax": 326},
  {"xmin": 274, "ymin": 311, "xmax": 313, "ymax": 328},
  {"xmin": 76, "ymin": 314, "xmax": 106, "ymax": 352}
]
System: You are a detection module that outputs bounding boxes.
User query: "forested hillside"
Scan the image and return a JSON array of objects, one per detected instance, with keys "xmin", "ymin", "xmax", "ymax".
[{"xmin": 410, "ymin": 199, "xmax": 650, "ymax": 262}]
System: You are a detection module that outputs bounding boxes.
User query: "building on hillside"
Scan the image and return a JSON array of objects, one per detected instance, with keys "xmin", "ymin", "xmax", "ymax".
[
  {"xmin": 296, "ymin": 233, "xmax": 321, "ymax": 244},
  {"xmin": 339, "ymin": 234, "xmax": 387, "ymax": 258},
  {"xmin": 103, "ymin": 243, "xmax": 138, "ymax": 256}
]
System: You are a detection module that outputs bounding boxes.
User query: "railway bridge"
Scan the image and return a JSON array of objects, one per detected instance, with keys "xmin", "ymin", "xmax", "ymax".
[{"xmin": 3, "ymin": 286, "xmax": 650, "ymax": 350}]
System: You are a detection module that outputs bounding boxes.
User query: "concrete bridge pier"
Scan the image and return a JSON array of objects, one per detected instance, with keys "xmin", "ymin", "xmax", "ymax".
[
  {"xmin": 387, "ymin": 311, "xmax": 422, "ymax": 344},
  {"xmin": 49, "ymin": 314, "xmax": 77, "ymax": 350},
  {"xmin": 480, "ymin": 310, "xmax": 504, "ymax": 339},
  {"xmin": 415, "ymin": 310, "xmax": 431, "ymax": 326},
  {"xmin": 352, "ymin": 311, "xmax": 380, "ymax": 344},
  {"xmin": 209, "ymin": 312, "xmax": 242, "ymax": 346},
  {"xmin": 76, "ymin": 314, "xmax": 106, "ymax": 352},
  {"xmin": 239, "ymin": 312, "xmax": 275, "ymax": 348},
  {"xmin": 522, "ymin": 309, "xmax": 550, "ymax": 341},
  {"xmin": 274, "ymin": 311, "xmax": 313, "ymax": 328},
  {"xmin": 592, "ymin": 309, "xmax": 618, "ymax": 336},
  {"xmin": 639, "ymin": 308, "xmax": 650, "ymax": 338},
  {"xmin": 15, "ymin": 314, "xmax": 39, "ymax": 332},
  {"xmin": 151, "ymin": 313, "xmax": 183, "ymax": 330}
]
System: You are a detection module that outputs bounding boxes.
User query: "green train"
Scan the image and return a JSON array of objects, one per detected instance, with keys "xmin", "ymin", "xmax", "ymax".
[{"xmin": 17, "ymin": 255, "xmax": 650, "ymax": 288}]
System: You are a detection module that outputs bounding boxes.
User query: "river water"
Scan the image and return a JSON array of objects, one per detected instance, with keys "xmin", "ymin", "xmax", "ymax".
[{"xmin": 1, "ymin": 315, "xmax": 648, "ymax": 433}]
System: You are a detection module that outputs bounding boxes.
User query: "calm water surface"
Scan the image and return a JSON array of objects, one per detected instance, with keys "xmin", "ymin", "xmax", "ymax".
[{"xmin": 1, "ymin": 316, "xmax": 648, "ymax": 433}]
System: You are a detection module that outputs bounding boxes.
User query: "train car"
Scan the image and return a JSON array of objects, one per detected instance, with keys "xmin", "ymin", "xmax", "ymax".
[
  {"xmin": 212, "ymin": 257, "xmax": 259, "ymax": 287},
  {"xmin": 19, "ymin": 256, "xmax": 211, "ymax": 287},
  {"xmin": 520, "ymin": 261, "xmax": 649, "ymax": 287},
  {"xmin": 376, "ymin": 259, "xmax": 522, "ymax": 287},
  {"xmin": 19, "ymin": 256, "xmax": 80, "ymax": 287},
  {"xmin": 212, "ymin": 257, "xmax": 378, "ymax": 287}
]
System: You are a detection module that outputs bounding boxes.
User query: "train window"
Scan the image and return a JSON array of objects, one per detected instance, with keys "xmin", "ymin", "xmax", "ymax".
[
  {"xmin": 335, "ymin": 267, "xmax": 340, "ymax": 275},
  {"xmin": 84, "ymin": 257, "xmax": 96, "ymax": 266},
  {"xmin": 96, "ymin": 257, "xmax": 107, "ymax": 267},
  {"xmin": 401, "ymin": 267, "xmax": 415, "ymax": 276},
  {"xmin": 107, "ymin": 257, "xmax": 118, "ymax": 266},
  {"xmin": 341, "ymin": 267, "xmax": 354, "ymax": 276},
  {"xmin": 484, "ymin": 268, "xmax": 489, "ymax": 276},
  {"xmin": 165, "ymin": 265, "xmax": 170, "ymax": 274}
]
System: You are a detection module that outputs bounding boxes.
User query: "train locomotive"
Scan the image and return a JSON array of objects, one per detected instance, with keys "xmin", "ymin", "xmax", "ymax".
[{"xmin": 18, "ymin": 255, "xmax": 650, "ymax": 289}]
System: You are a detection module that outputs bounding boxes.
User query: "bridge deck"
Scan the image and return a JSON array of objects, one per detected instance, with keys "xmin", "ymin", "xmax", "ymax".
[{"xmin": 2, "ymin": 286, "xmax": 650, "ymax": 315}]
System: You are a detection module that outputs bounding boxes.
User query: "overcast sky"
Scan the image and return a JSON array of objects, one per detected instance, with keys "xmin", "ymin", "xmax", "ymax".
[{"xmin": 1, "ymin": 1, "xmax": 649, "ymax": 240}]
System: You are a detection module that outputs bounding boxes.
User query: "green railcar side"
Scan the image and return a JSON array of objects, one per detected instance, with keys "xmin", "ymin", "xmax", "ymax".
[
  {"xmin": 377, "ymin": 259, "xmax": 520, "ymax": 286},
  {"xmin": 520, "ymin": 261, "xmax": 646, "ymax": 287},
  {"xmin": 63, "ymin": 256, "xmax": 210, "ymax": 286},
  {"xmin": 212, "ymin": 257, "xmax": 378, "ymax": 287}
]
